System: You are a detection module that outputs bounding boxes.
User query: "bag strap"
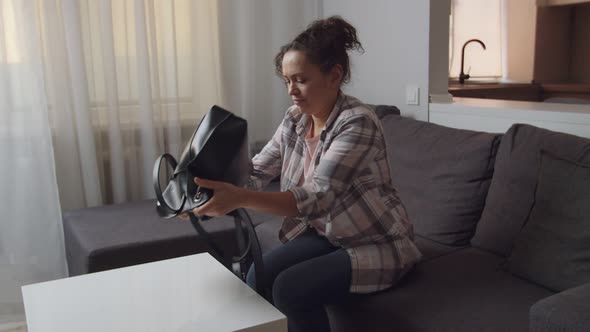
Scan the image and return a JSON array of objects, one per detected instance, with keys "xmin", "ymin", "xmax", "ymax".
[
  {"xmin": 189, "ymin": 209, "xmax": 268, "ymax": 300},
  {"xmin": 234, "ymin": 209, "xmax": 267, "ymax": 300},
  {"xmin": 188, "ymin": 213, "xmax": 227, "ymax": 263}
]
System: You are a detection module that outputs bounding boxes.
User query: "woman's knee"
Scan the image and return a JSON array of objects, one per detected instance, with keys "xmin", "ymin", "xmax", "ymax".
[
  {"xmin": 272, "ymin": 269, "xmax": 306, "ymax": 313},
  {"xmin": 272, "ymin": 249, "xmax": 352, "ymax": 312}
]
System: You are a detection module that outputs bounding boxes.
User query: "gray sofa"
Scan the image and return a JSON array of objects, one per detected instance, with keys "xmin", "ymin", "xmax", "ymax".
[
  {"xmin": 325, "ymin": 113, "xmax": 590, "ymax": 332},
  {"xmin": 63, "ymin": 107, "xmax": 590, "ymax": 331}
]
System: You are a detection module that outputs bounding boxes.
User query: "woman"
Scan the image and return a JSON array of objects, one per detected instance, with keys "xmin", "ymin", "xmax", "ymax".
[{"xmin": 187, "ymin": 16, "xmax": 422, "ymax": 332}]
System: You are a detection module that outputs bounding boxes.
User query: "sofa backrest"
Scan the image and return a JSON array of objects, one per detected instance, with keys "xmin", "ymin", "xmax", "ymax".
[
  {"xmin": 379, "ymin": 115, "xmax": 502, "ymax": 246},
  {"xmin": 369, "ymin": 104, "xmax": 401, "ymax": 118},
  {"xmin": 471, "ymin": 123, "xmax": 590, "ymax": 256}
]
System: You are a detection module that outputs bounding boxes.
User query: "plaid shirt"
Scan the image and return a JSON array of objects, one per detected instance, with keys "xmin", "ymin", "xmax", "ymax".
[{"xmin": 247, "ymin": 94, "xmax": 422, "ymax": 293}]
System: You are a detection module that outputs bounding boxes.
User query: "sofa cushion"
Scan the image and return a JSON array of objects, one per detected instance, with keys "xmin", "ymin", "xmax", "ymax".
[
  {"xmin": 255, "ymin": 217, "xmax": 283, "ymax": 253},
  {"xmin": 472, "ymin": 124, "xmax": 590, "ymax": 256},
  {"xmin": 328, "ymin": 248, "xmax": 554, "ymax": 332},
  {"xmin": 63, "ymin": 199, "xmax": 275, "ymax": 276},
  {"xmin": 530, "ymin": 282, "xmax": 590, "ymax": 332},
  {"xmin": 508, "ymin": 151, "xmax": 590, "ymax": 292},
  {"xmin": 381, "ymin": 116, "xmax": 501, "ymax": 245},
  {"xmin": 413, "ymin": 235, "xmax": 466, "ymax": 262}
]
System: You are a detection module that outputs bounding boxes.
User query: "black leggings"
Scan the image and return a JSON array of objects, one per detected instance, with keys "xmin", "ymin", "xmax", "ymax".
[{"xmin": 246, "ymin": 228, "xmax": 352, "ymax": 332}]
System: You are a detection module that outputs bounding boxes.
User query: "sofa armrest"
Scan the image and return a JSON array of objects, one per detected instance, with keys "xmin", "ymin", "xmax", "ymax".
[{"xmin": 529, "ymin": 282, "xmax": 590, "ymax": 332}]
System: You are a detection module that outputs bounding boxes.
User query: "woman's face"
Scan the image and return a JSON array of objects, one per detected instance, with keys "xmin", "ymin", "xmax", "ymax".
[{"xmin": 281, "ymin": 50, "xmax": 342, "ymax": 117}]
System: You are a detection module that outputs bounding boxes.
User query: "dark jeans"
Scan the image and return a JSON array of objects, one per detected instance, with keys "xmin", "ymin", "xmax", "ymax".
[{"xmin": 246, "ymin": 228, "xmax": 352, "ymax": 332}]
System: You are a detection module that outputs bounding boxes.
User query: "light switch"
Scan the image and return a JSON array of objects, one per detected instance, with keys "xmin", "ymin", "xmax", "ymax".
[{"xmin": 406, "ymin": 85, "xmax": 419, "ymax": 105}]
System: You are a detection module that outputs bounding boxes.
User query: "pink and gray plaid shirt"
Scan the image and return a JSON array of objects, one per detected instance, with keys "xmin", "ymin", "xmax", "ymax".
[{"xmin": 247, "ymin": 93, "xmax": 422, "ymax": 293}]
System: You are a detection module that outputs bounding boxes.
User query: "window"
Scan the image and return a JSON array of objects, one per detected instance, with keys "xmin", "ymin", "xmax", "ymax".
[
  {"xmin": 77, "ymin": 0, "xmax": 204, "ymax": 111},
  {"xmin": 0, "ymin": 0, "xmax": 21, "ymax": 64},
  {"xmin": 449, "ymin": 0, "xmax": 503, "ymax": 79}
]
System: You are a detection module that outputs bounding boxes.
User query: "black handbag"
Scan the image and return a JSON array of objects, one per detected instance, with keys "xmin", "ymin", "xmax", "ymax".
[{"xmin": 153, "ymin": 105, "xmax": 267, "ymax": 299}]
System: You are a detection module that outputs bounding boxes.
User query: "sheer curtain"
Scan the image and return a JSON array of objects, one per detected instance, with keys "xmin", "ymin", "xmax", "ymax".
[
  {"xmin": 0, "ymin": 0, "xmax": 319, "ymax": 328},
  {"xmin": 1, "ymin": 0, "xmax": 223, "ymax": 326},
  {"xmin": 0, "ymin": 0, "xmax": 66, "ymax": 327},
  {"xmin": 46, "ymin": 0, "xmax": 224, "ymax": 211}
]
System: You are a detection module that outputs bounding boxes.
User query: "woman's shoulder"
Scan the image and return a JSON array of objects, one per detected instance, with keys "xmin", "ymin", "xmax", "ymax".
[{"xmin": 337, "ymin": 94, "xmax": 380, "ymax": 125}]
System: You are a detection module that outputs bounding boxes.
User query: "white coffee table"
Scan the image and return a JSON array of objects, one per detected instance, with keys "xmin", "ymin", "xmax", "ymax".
[{"xmin": 22, "ymin": 253, "xmax": 286, "ymax": 332}]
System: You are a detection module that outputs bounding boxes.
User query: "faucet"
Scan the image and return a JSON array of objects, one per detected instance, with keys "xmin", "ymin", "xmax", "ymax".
[{"xmin": 459, "ymin": 39, "xmax": 486, "ymax": 84}]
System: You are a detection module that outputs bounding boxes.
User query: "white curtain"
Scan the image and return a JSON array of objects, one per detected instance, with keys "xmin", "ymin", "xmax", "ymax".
[
  {"xmin": 46, "ymin": 0, "xmax": 224, "ymax": 211},
  {"xmin": 0, "ymin": 0, "xmax": 67, "ymax": 327},
  {"xmin": 0, "ymin": 0, "xmax": 319, "ymax": 328}
]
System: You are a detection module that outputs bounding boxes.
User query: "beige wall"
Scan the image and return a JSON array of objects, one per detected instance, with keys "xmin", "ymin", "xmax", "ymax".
[
  {"xmin": 429, "ymin": 0, "xmax": 452, "ymax": 105},
  {"xmin": 503, "ymin": 0, "xmax": 537, "ymax": 83}
]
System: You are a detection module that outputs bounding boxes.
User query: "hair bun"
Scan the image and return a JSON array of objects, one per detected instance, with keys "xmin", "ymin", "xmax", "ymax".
[{"xmin": 318, "ymin": 16, "xmax": 363, "ymax": 53}]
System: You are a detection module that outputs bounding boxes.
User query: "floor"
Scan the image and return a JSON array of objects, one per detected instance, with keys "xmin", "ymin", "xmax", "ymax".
[{"xmin": 0, "ymin": 322, "xmax": 27, "ymax": 332}]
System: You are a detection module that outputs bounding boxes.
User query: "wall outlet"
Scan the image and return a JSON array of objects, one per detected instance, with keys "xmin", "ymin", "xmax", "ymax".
[{"xmin": 406, "ymin": 85, "xmax": 420, "ymax": 105}]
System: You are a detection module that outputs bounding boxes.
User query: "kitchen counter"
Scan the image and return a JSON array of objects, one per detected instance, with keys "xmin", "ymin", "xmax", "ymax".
[
  {"xmin": 448, "ymin": 82, "xmax": 542, "ymax": 102},
  {"xmin": 448, "ymin": 82, "xmax": 590, "ymax": 103},
  {"xmin": 429, "ymin": 97, "xmax": 590, "ymax": 138}
]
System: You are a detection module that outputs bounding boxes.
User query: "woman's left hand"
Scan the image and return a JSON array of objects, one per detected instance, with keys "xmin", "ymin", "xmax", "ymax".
[{"xmin": 191, "ymin": 177, "xmax": 244, "ymax": 217}]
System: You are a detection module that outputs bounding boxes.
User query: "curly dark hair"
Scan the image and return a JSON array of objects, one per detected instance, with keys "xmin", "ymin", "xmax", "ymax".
[{"xmin": 274, "ymin": 16, "xmax": 364, "ymax": 85}]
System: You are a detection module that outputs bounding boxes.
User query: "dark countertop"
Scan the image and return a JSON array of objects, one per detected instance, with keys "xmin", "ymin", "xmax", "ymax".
[{"xmin": 448, "ymin": 82, "xmax": 590, "ymax": 102}]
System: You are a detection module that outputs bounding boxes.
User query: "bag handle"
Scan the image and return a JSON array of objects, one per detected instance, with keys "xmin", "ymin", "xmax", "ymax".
[
  {"xmin": 153, "ymin": 153, "xmax": 185, "ymax": 218},
  {"xmin": 235, "ymin": 209, "xmax": 267, "ymax": 300},
  {"xmin": 189, "ymin": 209, "xmax": 268, "ymax": 301}
]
